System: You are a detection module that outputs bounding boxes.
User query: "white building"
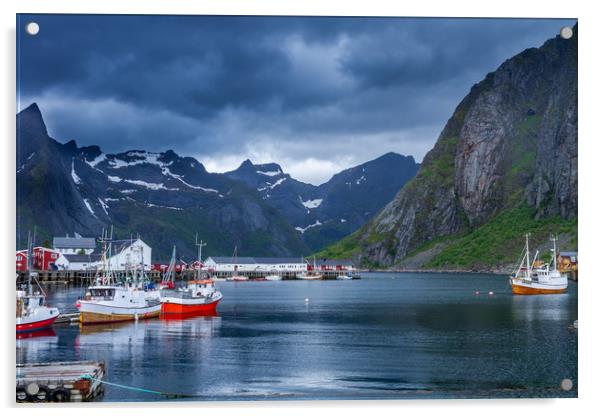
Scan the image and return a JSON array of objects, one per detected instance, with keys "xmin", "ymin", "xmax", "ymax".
[
  {"xmin": 103, "ymin": 238, "xmax": 152, "ymax": 271},
  {"xmin": 204, "ymin": 257, "xmax": 309, "ymax": 273},
  {"xmin": 53, "ymin": 236, "xmax": 96, "ymax": 255},
  {"xmin": 62, "ymin": 253, "xmax": 102, "ymax": 271}
]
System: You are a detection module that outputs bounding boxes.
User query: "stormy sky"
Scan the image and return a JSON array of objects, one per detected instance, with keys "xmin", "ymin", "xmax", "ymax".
[{"xmin": 17, "ymin": 15, "xmax": 575, "ymax": 184}]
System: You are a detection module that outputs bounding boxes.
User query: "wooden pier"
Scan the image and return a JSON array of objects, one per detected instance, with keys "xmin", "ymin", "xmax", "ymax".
[
  {"xmin": 16, "ymin": 361, "xmax": 106, "ymax": 402},
  {"xmin": 17, "ymin": 269, "xmax": 360, "ymax": 284}
]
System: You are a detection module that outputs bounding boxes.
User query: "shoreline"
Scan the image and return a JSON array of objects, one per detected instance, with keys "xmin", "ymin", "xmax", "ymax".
[{"xmin": 360, "ymin": 268, "xmax": 511, "ymax": 276}]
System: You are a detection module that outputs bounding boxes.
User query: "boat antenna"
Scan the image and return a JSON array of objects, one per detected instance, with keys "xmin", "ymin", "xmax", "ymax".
[{"xmin": 195, "ymin": 233, "xmax": 207, "ymax": 279}]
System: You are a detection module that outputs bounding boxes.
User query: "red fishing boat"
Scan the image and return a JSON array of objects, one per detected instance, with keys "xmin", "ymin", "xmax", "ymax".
[
  {"xmin": 159, "ymin": 237, "xmax": 223, "ymax": 316},
  {"xmin": 160, "ymin": 279, "xmax": 223, "ymax": 315},
  {"xmin": 16, "ymin": 232, "xmax": 60, "ymax": 333}
]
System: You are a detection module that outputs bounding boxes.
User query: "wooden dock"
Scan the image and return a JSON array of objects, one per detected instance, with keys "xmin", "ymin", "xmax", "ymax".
[
  {"xmin": 17, "ymin": 269, "xmax": 360, "ymax": 284},
  {"xmin": 16, "ymin": 361, "xmax": 105, "ymax": 402}
]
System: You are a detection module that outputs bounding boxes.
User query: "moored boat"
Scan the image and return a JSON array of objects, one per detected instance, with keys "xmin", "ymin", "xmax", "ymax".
[
  {"xmin": 77, "ymin": 228, "xmax": 161, "ymax": 325},
  {"xmin": 159, "ymin": 239, "xmax": 223, "ymax": 316},
  {"xmin": 509, "ymin": 234, "xmax": 568, "ymax": 295},
  {"xmin": 265, "ymin": 273, "xmax": 282, "ymax": 281},
  {"xmin": 161, "ymin": 279, "xmax": 223, "ymax": 315},
  {"xmin": 336, "ymin": 273, "xmax": 353, "ymax": 280},
  {"xmin": 297, "ymin": 256, "xmax": 322, "ymax": 280},
  {"xmin": 78, "ymin": 285, "xmax": 161, "ymax": 324},
  {"xmin": 16, "ymin": 232, "xmax": 60, "ymax": 333},
  {"xmin": 226, "ymin": 245, "xmax": 249, "ymax": 281},
  {"xmin": 296, "ymin": 272, "xmax": 322, "ymax": 280},
  {"xmin": 226, "ymin": 275, "xmax": 249, "ymax": 281},
  {"xmin": 16, "ymin": 289, "xmax": 60, "ymax": 333}
]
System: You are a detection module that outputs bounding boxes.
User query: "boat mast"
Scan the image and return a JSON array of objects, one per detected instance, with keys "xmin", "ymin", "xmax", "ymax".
[
  {"xmin": 195, "ymin": 233, "xmax": 206, "ymax": 280},
  {"xmin": 525, "ymin": 233, "xmax": 531, "ymax": 279},
  {"xmin": 26, "ymin": 231, "xmax": 33, "ymax": 296},
  {"xmin": 551, "ymin": 235, "xmax": 558, "ymax": 271},
  {"xmin": 98, "ymin": 226, "xmax": 114, "ymax": 285},
  {"xmin": 164, "ymin": 245, "xmax": 176, "ymax": 284}
]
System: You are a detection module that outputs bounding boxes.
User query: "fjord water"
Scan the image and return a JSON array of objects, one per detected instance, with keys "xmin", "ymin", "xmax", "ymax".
[{"xmin": 17, "ymin": 273, "xmax": 577, "ymax": 401}]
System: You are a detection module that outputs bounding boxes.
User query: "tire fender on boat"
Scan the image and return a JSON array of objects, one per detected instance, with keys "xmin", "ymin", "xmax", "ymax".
[
  {"xmin": 16, "ymin": 387, "xmax": 28, "ymax": 402},
  {"xmin": 50, "ymin": 387, "xmax": 71, "ymax": 402},
  {"xmin": 30, "ymin": 386, "xmax": 50, "ymax": 402}
]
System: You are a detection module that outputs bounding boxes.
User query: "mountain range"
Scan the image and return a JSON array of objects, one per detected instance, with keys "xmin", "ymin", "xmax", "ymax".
[
  {"xmin": 16, "ymin": 104, "xmax": 418, "ymax": 259},
  {"xmin": 319, "ymin": 24, "xmax": 578, "ymax": 271}
]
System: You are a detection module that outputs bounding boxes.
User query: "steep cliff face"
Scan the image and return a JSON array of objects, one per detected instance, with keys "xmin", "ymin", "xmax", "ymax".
[{"xmin": 354, "ymin": 26, "xmax": 577, "ymax": 267}]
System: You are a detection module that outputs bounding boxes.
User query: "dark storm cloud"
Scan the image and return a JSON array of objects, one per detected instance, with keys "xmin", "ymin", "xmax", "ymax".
[{"xmin": 17, "ymin": 14, "xmax": 576, "ymax": 183}]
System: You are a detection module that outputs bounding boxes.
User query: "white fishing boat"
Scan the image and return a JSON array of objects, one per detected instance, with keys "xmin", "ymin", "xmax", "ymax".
[
  {"xmin": 297, "ymin": 256, "xmax": 322, "ymax": 280},
  {"xmin": 77, "ymin": 228, "xmax": 161, "ymax": 324},
  {"xmin": 226, "ymin": 245, "xmax": 249, "ymax": 281},
  {"xmin": 16, "ymin": 232, "xmax": 60, "ymax": 333},
  {"xmin": 336, "ymin": 273, "xmax": 353, "ymax": 280},
  {"xmin": 265, "ymin": 271, "xmax": 282, "ymax": 281},
  {"xmin": 509, "ymin": 234, "xmax": 568, "ymax": 295}
]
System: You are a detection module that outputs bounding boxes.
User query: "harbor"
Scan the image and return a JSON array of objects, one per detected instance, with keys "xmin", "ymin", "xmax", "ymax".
[{"xmin": 16, "ymin": 272, "xmax": 578, "ymax": 401}]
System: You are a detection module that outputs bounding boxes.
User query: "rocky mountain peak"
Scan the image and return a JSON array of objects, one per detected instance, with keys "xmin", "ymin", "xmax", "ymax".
[{"xmin": 348, "ymin": 26, "xmax": 577, "ymax": 267}]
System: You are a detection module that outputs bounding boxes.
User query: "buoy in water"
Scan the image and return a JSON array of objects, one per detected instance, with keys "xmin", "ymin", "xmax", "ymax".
[
  {"xmin": 475, "ymin": 291, "xmax": 480, "ymax": 295},
  {"xmin": 488, "ymin": 291, "xmax": 494, "ymax": 295}
]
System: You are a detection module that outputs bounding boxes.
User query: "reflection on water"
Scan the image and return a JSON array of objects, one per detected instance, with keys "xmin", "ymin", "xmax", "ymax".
[{"xmin": 17, "ymin": 273, "xmax": 577, "ymax": 401}]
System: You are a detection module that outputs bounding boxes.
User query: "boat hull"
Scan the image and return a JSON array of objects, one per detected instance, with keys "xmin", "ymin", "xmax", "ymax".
[
  {"xmin": 510, "ymin": 278, "xmax": 568, "ymax": 295},
  {"xmin": 78, "ymin": 303, "xmax": 161, "ymax": 325},
  {"xmin": 511, "ymin": 284, "xmax": 567, "ymax": 295},
  {"xmin": 16, "ymin": 315, "xmax": 58, "ymax": 333},
  {"xmin": 161, "ymin": 298, "xmax": 221, "ymax": 315}
]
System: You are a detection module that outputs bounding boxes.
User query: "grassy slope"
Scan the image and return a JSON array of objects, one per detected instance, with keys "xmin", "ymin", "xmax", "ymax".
[
  {"xmin": 316, "ymin": 205, "xmax": 577, "ymax": 271},
  {"xmin": 413, "ymin": 205, "xmax": 576, "ymax": 270}
]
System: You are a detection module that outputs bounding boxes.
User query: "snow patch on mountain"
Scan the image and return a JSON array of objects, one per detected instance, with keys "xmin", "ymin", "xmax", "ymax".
[
  {"xmin": 123, "ymin": 179, "xmax": 179, "ymax": 191},
  {"xmin": 295, "ymin": 220, "xmax": 322, "ymax": 234},
  {"xmin": 146, "ymin": 203, "xmax": 183, "ymax": 210},
  {"xmin": 82, "ymin": 198, "xmax": 96, "ymax": 217},
  {"xmin": 256, "ymin": 169, "xmax": 282, "ymax": 177},
  {"xmin": 108, "ymin": 151, "xmax": 173, "ymax": 169},
  {"xmin": 162, "ymin": 168, "xmax": 219, "ymax": 193},
  {"xmin": 97, "ymin": 198, "xmax": 109, "ymax": 215},
  {"xmin": 258, "ymin": 177, "xmax": 287, "ymax": 191},
  {"xmin": 300, "ymin": 198, "xmax": 323, "ymax": 209},
  {"xmin": 86, "ymin": 153, "xmax": 106, "ymax": 168},
  {"xmin": 71, "ymin": 160, "xmax": 82, "ymax": 185}
]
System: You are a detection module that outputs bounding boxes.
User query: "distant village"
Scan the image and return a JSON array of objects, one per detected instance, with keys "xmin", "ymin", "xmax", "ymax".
[{"xmin": 15, "ymin": 234, "xmax": 357, "ymax": 276}]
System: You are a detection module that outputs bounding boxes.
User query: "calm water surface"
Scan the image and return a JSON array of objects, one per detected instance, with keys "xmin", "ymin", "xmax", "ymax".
[{"xmin": 16, "ymin": 273, "xmax": 578, "ymax": 401}]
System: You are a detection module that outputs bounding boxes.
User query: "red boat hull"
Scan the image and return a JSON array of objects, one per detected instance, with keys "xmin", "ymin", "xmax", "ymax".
[
  {"xmin": 16, "ymin": 316, "xmax": 58, "ymax": 333},
  {"xmin": 161, "ymin": 298, "xmax": 221, "ymax": 316}
]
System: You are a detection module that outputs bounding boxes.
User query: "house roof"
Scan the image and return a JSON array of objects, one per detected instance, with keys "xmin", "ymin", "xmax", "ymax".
[
  {"xmin": 53, "ymin": 237, "xmax": 96, "ymax": 250},
  {"xmin": 206, "ymin": 256, "xmax": 353, "ymax": 266},
  {"xmin": 63, "ymin": 253, "xmax": 102, "ymax": 263},
  {"xmin": 110, "ymin": 239, "xmax": 148, "ymax": 254},
  {"xmin": 207, "ymin": 256, "xmax": 259, "ymax": 264},
  {"xmin": 314, "ymin": 258, "xmax": 355, "ymax": 266},
  {"xmin": 559, "ymin": 251, "xmax": 578, "ymax": 257}
]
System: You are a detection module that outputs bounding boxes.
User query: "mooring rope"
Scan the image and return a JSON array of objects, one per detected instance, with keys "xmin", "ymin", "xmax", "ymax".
[{"xmin": 81, "ymin": 374, "xmax": 199, "ymax": 399}]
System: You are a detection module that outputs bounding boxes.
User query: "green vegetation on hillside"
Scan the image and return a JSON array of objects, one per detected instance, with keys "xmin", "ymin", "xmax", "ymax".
[
  {"xmin": 424, "ymin": 205, "xmax": 577, "ymax": 269},
  {"xmin": 313, "ymin": 229, "xmax": 362, "ymax": 259}
]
